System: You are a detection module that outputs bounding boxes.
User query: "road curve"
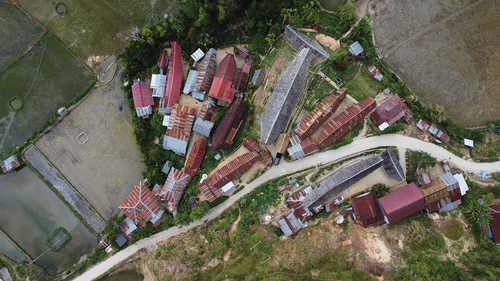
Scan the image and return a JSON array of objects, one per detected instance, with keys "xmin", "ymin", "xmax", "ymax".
[{"xmin": 74, "ymin": 134, "xmax": 500, "ymax": 281}]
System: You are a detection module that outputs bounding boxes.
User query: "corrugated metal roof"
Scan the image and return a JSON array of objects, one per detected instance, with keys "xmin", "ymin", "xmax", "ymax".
[
  {"xmin": 298, "ymin": 89, "xmax": 347, "ymax": 139},
  {"xmin": 416, "ymin": 119, "xmax": 429, "ymax": 132},
  {"xmin": 285, "ymin": 26, "xmax": 329, "ymax": 62},
  {"xmin": 151, "ymin": 74, "xmax": 167, "ymax": 98},
  {"xmin": 184, "ymin": 138, "xmax": 207, "ymax": 176},
  {"xmin": 317, "ymin": 97, "xmax": 376, "ymax": 146},
  {"xmin": 349, "ymin": 41, "xmax": 364, "ymax": 56},
  {"xmin": 158, "ymin": 51, "xmax": 169, "ymax": 68},
  {"xmin": 251, "ymin": 69, "xmax": 265, "ymax": 86},
  {"xmin": 418, "ymin": 172, "xmax": 432, "ymax": 188},
  {"xmin": 183, "ymin": 70, "xmax": 199, "ymax": 94},
  {"xmin": 1, "ymin": 155, "xmax": 20, "ymax": 173},
  {"xmin": 368, "ymin": 65, "xmax": 383, "ymax": 81},
  {"xmin": 287, "ymin": 136, "xmax": 318, "ymax": 161},
  {"xmin": 351, "ymin": 191, "xmax": 385, "ymax": 227},
  {"xmin": 378, "ymin": 182, "xmax": 425, "ymax": 224},
  {"xmin": 119, "ymin": 180, "xmax": 161, "ymax": 224},
  {"xmin": 196, "ymin": 48, "xmax": 217, "ymax": 92},
  {"xmin": 132, "ymin": 81, "xmax": 153, "ymax": 108},
  {"xmin": 154, "ymin": 168, "xmax": 191, "ymax": 208},
  {"xmin": 191, "ymin": 48, "xmax": 205, "ymax": 62},
  {"xmin": 464, "ymin": 138, "xmax": 474, "ymax": 147},
  {"xmin": 259, "ymin": 149, "xmax": 273, "ymax": 166},
  {"xmin": 193, "ymin": 118, "xmax": 214, "ymax": 137},
  {"xmin": 164, "ymin": 41, "xmax": 183, "ymax": 110},
  {"xmin": 120, "ymin": 217, "xmax": 137, "ymax": 236},
  {"xmin": 234, "ymin": 45, "xmax": 250, "ymax": 57},
  {"xmin": 242, "ymin": 137, "xmax": 260, "ymax": 152},
  {"xmin": 231, "ymin": 71, "xmax": 249, "ymax": 95},
  {"xmin": 242, "ymin": 63, "xmax": 251, "ymax": 74},
  {"xmin": 419, "ymin": 178, "xmax": 449, "ymax": 205},
  {"xmin": 453, "ymin": 173, "xmax": 469, "ymax": 195},
  {"xmin": 212, "ymin": 98, "xmax": 245, "ymax": 150},
  {"xmin": 488, "ymin": 204, "xmax": 500, "ymax": 244},
  {"xmin": 371, "ymin": 94, "xmax": 407, "ymax": 127},
  {"xmin": 163, "ymin": 104, "xmax": 196, "ymax": 155},
  {"xmin": 209, "ymin": 77, "xmax": 236, "ymax": 103},
  {"xmin": 161, "ymin": 161, "xmax": 171, "ymax": 174},
  {"xmin": 277, "ymin": 210, "xmax": 304, "ymax": 237}
]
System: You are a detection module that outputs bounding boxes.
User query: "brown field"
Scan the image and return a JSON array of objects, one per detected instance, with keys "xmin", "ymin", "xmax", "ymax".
[{"xmin": 371, "ymin": 0, "xmax": 500, "ymax": 125}]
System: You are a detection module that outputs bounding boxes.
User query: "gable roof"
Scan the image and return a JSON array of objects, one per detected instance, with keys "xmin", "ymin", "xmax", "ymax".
[
  {"xmin": 193, "ymin": 99, "xmax": 216, "ymax": 137},
  {"xmin": 242, "ymin": 63, "xmax": 251, "ymax": 74},
  {"xmin": 212, "ymin": 98, "xmax": 245, "ymax": 150},
  {"xmin": 217, "ymin": 53, "xmax": 237, "ymax": 80},
  {"xmin": 277, "ymin": 210, "xmax": 304, "ymax": 237},
  {"xmin": 196, "ymin": 48, "xmax": 217, "ymax": 92},
  {"xmin": 287, "ymin": 136, "xmax": 318, "ymax": 161},
  {"xmin": 488, "ymin": 204, "xmax": 500, "ymax": 244},
  {"xmin": 191, "ymin": 48, "xmax": 205, "ymax": 62},
  {"xmin": 371, "ymin": 94, "xmax": 407, "ymax": 128},
  {"xmin": 234, "ymin": 45, "xmax": 250, "ymax": 57},
  {"xmin": 158, "ymin": 51, "xmax": 169, "ymax": 68},
  {"xmin": 378, "ymin": 182, "xmax": 425, "ymax": 224},
  {"xmin": 1, "ymin": 155, "xmax": 20, "ymax": 173},
  {"xmin": 381, "ymin": 148, "xmax": 405, "ymax": 182},
  {"xmin": 153, "ymin": 168, "xmax": 191, "ymax": 208},
  {"xmin": 209, "ymin": 54, "xmax": 237, "ymax": 102},
  {"xmin": 351, "ymin": 191, "xmax": 385, "ymax": 227},
  {"xmin": 349, "ymin": 41, "xmax": 364, "ymax": 56},
  {"xmin": 183, "ymin": 70, "xmax": 199, "ymax": 94},
  {"xmin": 132, "ymin": 81, "xmax": 153, "ymax": 108},
  {"xmin": 119, "ymin": 180, "xmax": 161, "ymax": 224},
  {"xmin": 164, "ymin": 41, "xmax": 183, "ymax": 110},
  {"xmin": 184, "ymin": 138, "xmax": 207, "ymax": 176},
  {"xmin": 163, "ymin": 104, "xmax": 196, "ymax": 155},
  {"xmin": 261, "ymin": 48, "xmax": 313, "ymax": 144},
  {"xmin": 297, "ymin": 89, "xmax": 347, "ymax": 138},
  {"xmin": 231, "ymin": 71, "xmax": 249, "ymax": 95},
  {"xmin": 251, "ymin": 69, "xmax": 266, "ymax": 86},
  {"xmin": 453, "ymin": 173, "xmax": 469, "ymax": 196},
  {"xmin": 242, "ymin": 137, "xmax": 260, "ymax": 152},
  {"xmin": 151, "ymin": 74, "xmax": 167, "ymax": 98},
  {"xmin": 285, "ymin": 26, "xmax": 329, "ymax": 62}
]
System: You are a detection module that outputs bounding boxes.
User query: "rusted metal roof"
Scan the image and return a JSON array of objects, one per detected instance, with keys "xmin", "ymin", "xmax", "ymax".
[
  {"xmin": 378, "ymin": 182, "xmax": 425, "ymax": 224},
  {"xmin": 351, "ymin": 191, "xmax": 385, "ymax": 227},
  {"xmin": 287, "ymin": 136, "xmax": 318, "ymax": 161},
  {"xmin": 119, "ymin": 180, "xmax": 161, "ymax": 224},
  {"xmin": 132, "ymin": 81, "xmax": 153, "ymax": 108},
  {"xmin": 163, "ymin": 104, "xmax": 196, "ymax": 155},
  {"xmin": 196, "ymin": 48, "xmax": 217, "ymax": 92},
  {"xmin": 371, "ymin": 94, "xmax": 407, "ymax": 128},
  {"xmin": 242, "ymin": 63, "xmax": 251, "ymax": 74},
  {"xmin": 193, "ymin": 99, "xmax": 216, "ymax": 137},
  {"xmin": 419, "ymin": 178, "xmax": 449, "ymax": 205},
  {"xmin": 234, "ymin": 45, "xmax": 250, "ymax": 57},
  {"xmin": 164, "ymin": 41, "xmax": 183, "ymax": 111},
  {"xmin": 488, "ymin": 204, "xmax": 500, "ymax": 244},
  {"xmin": 242, "ymin": 137, "xmax": 260, "ymax": 152},
  {"xmin": 259, "ymin": 149, "xmax": 273, "ymax": 166},
  {"xmin": 231, "ymin": 70, "xmax": 249, "ymax": 95},
  {"xmin": 418, "ymin": 172, "xmax": 432, "ymax": 188},
  {"xmin": 368, "ymin": 64, "xmax": 383, "ymax": 81},
  {"xmin": 184, "ymin": 138, "xmax": 207, "ymax": 176},
  {"xmin": 209, "ymin": 77, "xmax": 236, "ymax": 103},
  {"xmin": 1, "ymin": 155, "xmax": 20, "ymax": 173},
  {"xmin": 277, "ymin": 210, "xmax": 304, "ymax": 237},
  {"xmin": 275, "ymin": 133, "xmax": 290, "ymax": 154},
  {"xmin": 416, "ymin": 119, "xmax": 429, "ymax": 132},
  {"xmin": 212, "ymin": 98, "xmax": 245, "ymax": 150},
  {"xmin": 153, "ymin": 168, "xmax": 191, "ymax": 208},
  {"xmin": 317, "ymin": 97, "xmax": 376, "ymax": 146},
  {"xmin": 158, "ymin": 51, "xmax": 169, "ymax": 68},
  {"xmin": 297, "ymin": 89, "xmax": 347, "ymax": 139}
]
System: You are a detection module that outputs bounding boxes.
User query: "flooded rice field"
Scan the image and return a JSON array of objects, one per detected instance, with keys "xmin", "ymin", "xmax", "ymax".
[
  {"xmin": 0, "ymin": 230, "xmax": 31, "ymax": 263},
  {"xmin": 0, "ymin": 167, "xmax": 97, "ymax": 274}
]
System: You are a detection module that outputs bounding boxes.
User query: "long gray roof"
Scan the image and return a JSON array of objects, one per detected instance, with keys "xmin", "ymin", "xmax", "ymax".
[
  {"xmin": 260, "ymin": 48, "xmax": 313, "ymax": 145},
  {"xmin": 381, "ymin": 149, "xmax": 405, "ymax": 182},
  {"xmin": 285, "ymin": 26, "xmax": 330, "ymax": 62},
  {"xmin": 304, "ymin": 155, "xmax": 383, "ymax": 209}
]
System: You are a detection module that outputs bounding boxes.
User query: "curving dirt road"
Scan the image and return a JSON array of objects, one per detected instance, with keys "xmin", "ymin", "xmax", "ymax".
[{"xmin": 74, "ymin": 134, "xmax": 500, "ymax": 281}]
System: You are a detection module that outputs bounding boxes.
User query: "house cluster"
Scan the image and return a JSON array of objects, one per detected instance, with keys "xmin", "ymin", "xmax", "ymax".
[{"xmin": 1, "ymin": 155, "xmax": 20, "ymax": 174}]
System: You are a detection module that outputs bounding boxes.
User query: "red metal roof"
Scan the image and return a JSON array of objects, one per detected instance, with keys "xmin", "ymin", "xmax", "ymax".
[
  {"xmin": 216, "ymin": 53, "xmax": 237, "ymax": 80},
  {"xmin": 212, "ymin": 98, "xmax": 245, "ymax": 150},
  {"xmin": 351, "ymin": 191, "xmax": 385, "ymax": 227},
  {"xmin": 131, "ymin": 81, "xmax": 153, "ymax": 108},
  {"xmin": 488, "ymin": 204, "xmax": 500, "ymax": 244},
  {"xmin": 242, "ymin": 63, "xmax": 251, "ymax": 74},
  {"xmin": 242, "ymin": 137, "xmax": 260, "ymax": 152},
  {"xmin": 184, "ymin": 138, "xmax": 207, "ymax": 176},
  {"xmin": 165, "ymin": 104, "xmax": 196, "ymax": 142},
  {"xmin": 378, "ymin": 182, "xmax": 425, "ymax": 224},
  {"xmin": 158, "ymin": 51, "xmax": 169, "ymax": 68},
  {"xmin": 153, "ymin": 168, "xmax": 191, "ymax": 207},
  {"xmin": 196, "ymin": 48, "xmax": 217, "ymax": 92},
  {"xmin": 317, "ymin": 97, "xmax": 376, "ymax": 146},
  {"xmin": 119, "ymin": 180, "xmax": 161, "ymax": 224},
  {"xmin": 234, "ymin": 45, "xmax": 250, "ymax": 57},
  {"xmin": 259, "ymin": 149, "xmax": 272, "ymax": 166},
  {"xmin": 371, "ymin": 94, "xmax": 407, "ymax": 127},
  {"xmin": 164, "ymin": 42, "xmax": 183, "ymax": 110},
  {"xmin": 418, "ymin": 172, "xmax": 432, "ymax": 188},
  {"xmin": 298, "ymin": 88, "xmax": 347, "ymax": 139},
  {"xmin": 209, "ymin": 54, "xmax": 237, "ymax": 102}
]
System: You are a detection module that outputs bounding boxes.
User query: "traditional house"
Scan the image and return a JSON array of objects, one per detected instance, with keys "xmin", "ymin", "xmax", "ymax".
[
  {"xmin": 351, "ymin": 191, "xmax": 385, "ymax": 227},
  {"xmin": 209, "ymin": 53, "xmax": 237, "ymax": 103},
  {"xmin": 487, "ymin": 204, "xmax": 500, "ymax": 246},
  {"xmin": 419, "ymin": 173, "xmax": 462, "ymax": 213},
  {"xmin": 153, "ymin": 168, "xmax": 191, "ymax": 211},
  {"xmin": 183, "ymin": 70, "xmax": 199, "ymax": 94},
  {"xmin": 261, "ymin": 48, "xmax": 313, "ymax": 144},
  {"xmin": 371, "ymin": 94, "xmax": 411, "ymax": 130},
  {"xmin": 131, "ymin": 81, "xmax": 154, "ymax": 118},
  {"xmin": 199, "ymin": 151, "xmax": 259, "ymax": 202},
  {"xmin": 317, "ymin": 97, "xmax": 376, "ymax": 146},
  {"xmin": 1, "ymin": 155, "xmax": 20, "ymax": 173},
  {"xmin": 378, "ymin": 182, "xmax": 425, "ymax": 224},
  {"xmin": 184, "ymin": 138, "xmax": 207, "ymax": 176},
  {"xmin": 251, "ymin": 69, "xmax": 265, "ymax": 87},
  {"xmin": 160, "ymin": 41, "xmax": 183, "ymax": 113},
  {"xmin": 368, "ymin": 65, "xmax": 383, "ymax": 81},
  {"xmin": 157, "ymin": 51, "xmax": 169, "ymax": 68},
  {"xmin": 287, "ymin": 135, "xmax": 318, "ymax": 161},
  {"xmin": 212, "ymin": 98, "xmax": 245, "ymax": 150},
  {"xmin": 285, "ymin": 26, "xmax": 329, "ymax": 62},
  {"xmin": 193, "ymin": 99, "xmax": 216, "ymax": 137},
  {"xmin": 162, "ymin": 104, "xmax": 196, "ymax": 155},
  {"xmin": 151, "ymin": 73, "xmax": 167, "ymax": 98},
  {"xmin": 349, "ymin": 41, "xmax": 364, "ymax": 56},
  {"xmin": 381, "ymin": 149, "xmax": 405, "ymax": 182},
  {"xmin": 196, "ymin": 48, "xmax": 217, "ymax": 93},
  {"xmin": 296, "ymin": 89, "xmax": 347, "ymax": 139},
  {"xmin": 119, "ymin": 180, "xmax": 163, "ymax": 224}
]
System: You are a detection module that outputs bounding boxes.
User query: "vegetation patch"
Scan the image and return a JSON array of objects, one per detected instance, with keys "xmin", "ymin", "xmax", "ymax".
[
  {"xmin": 441, "ymin": 220, "xmax": 463, "ymax": 241},
  {"xmin": 46, "ymin": 228, "xmax": 71, "ymax": 251},
  {"xmin": 8, "ymin": 96, "xmax": 23, "ymax": 111},
  {"xmin": 55, "ymin": 3, "xmax": 67, "ymax": 15}
]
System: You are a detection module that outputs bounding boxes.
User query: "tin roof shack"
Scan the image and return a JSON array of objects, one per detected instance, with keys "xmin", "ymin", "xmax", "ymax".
[
  {"xmin": 285, "ymin": 26, "xmax": 330, "ymax": 62},
  {"xmin": 196, "ymin": 48, "xmax": 217, "ymax": 92},
  {"xmin": 234, "ymin": 45, "xmax": 250, "ymax": 58},
  {"xmin": 119, "ymin": 180, "xmax": 162, "ymax": 224},
  {"xmin": 277, "ymin": 210, "xmax": 305, "ymax": 237},
  {"xmin": 418, "ymin": 172, "xmax": 432, "ymax": 188},
  {"xmin": 378, "ymin": 182, "xmax": 425, "ymax": 224},
  {"xmin": 184, "ymin": 138, "xmax": 207, "ymax": 176},
  {"xmin": 368, "ymin": 64, "xmax": 383, "ymax": 81},
  {"xmin": 251, "ymin": 69, "xmax": 266, "ymax": 87},
  {"xmin": 158, "ymin": 51, "xmax": 169, "ymax": 68},
  {"xmin": 120, "ymin": 217, "xmax": 137, "ymax": 240},
  {"xmin": 232, "ymin": 71, "xmax": 249, "ymax": 98},
  {"xmin": 200, "ymin": 151, "xmax": 259, "ymax": 201},
  {"xmin": 296, "ymin": 88, "xmax": 347, "ymax": 139},
  {"xmin": 351, "ymin": 191, "xmax": 385, "ymax": 227},
  {"xmin": 381, "ymin": 149, "xmax": 405, "ymax": 182},
  {"xmin": 153, "ymin": 168, "xmax": 191, "ymax": 212},
  {"xmin": 416, "ymin": 119, "xmax": 429, "ymax": 132},
  {"xmin": 287, "ymin": 186, "xmax": 314, "ymax": 223},
  {"xmin": 193, "ymin": 99, "xmax": 216, "ymax": 137},
  {"xmin": 151, "ymin": 73, "xmax": 167, "ymax": 98},
  {"xmin": 317, "ymin": 97, "xmax": 376, "ymax": 146},
  {"xmin": 428, "ymin": 125, "xmax": 450, "ymax": 143},
  {"xmin": 349, "ymin": 41, "xmax": 364, "ymax": 56},
  {"xmin": 303, "ymin": 155, "xmax": 384, "ymax": 210},
  {"xmin": 1, "ymin": 155, "xmax": 20, "ymax": 173},
  {"xmin": 371, "ymin": 94, "xmax": 411, "ymax": 130},
  {"xmin": 209, "ymin": 53, "xmax": 237, "ymax": 103},
  {"xmin": 162, "ymin": 104, "xmax": 196, "ymax": 156},
  {"xmin": 160, "ymin": 41, "xmax": 183, "ymax": 113},
  {"xmin": 212, "ymin": 98, "xmax": 245, "ymax": 150},
  {"xmin": 191, "ymin": 48, "xmax": 205, "ymax": 62},
  {"xmin": 487, "ymin": 204, "xmax": 500, "ymax": 246},
  {"xmin": 261, "ymin": 48, "xmax": 313, "ymax": 145},
  {"xmin": 132, "ymin": 81, "xmax": 154, "ymax": 118},
  {"xmin": 287, "ymin": 135, "xmax": 318, "ymax": 161},
  {"xmin": 419, "ymin": 173, "xmax": 462, "ymax": 213}
]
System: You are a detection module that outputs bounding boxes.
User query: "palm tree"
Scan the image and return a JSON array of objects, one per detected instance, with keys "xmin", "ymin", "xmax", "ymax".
[{"xmin": 463, "ymin": 200, "xmax": 493, "ymax": 227}]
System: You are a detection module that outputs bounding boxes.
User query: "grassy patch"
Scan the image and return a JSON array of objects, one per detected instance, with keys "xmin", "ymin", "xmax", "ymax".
[
  {"xmin": 346, "ymin": 66, "xmax": 383, "ymax": 101},
  {"xmin": 104, "ymin": 0, "xmax": 178, "ymax": 27},
  {"xmin": 442, "ymin": 221, "xmax": 464, "ymax": 241}
]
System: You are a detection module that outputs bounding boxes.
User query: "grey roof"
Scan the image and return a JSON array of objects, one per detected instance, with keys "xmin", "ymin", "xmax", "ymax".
[
  {"xmin": 261, "ymin": 48, "xmax": 313, "ymax": 145},
  {"xmin": 439, "ymin": 172, "xmax": 459, "ymax": 187},
  {"xmin": 285, "ymin": 26, "xmax": 330, "ymax": 62},
  {"xmin": 381, "ymin": 149, "xmax": 405, "ymax": 182},
  {"xmin": 193, "ymin": 118, "xmax": 214, "ymax": 137},
  {"xmin": 115, "ymin": 234, "xmax": 128, "ymax": 247},
  {"xmin": 192, "ymin": 90, "xmax": 206, "ymax": 101},
  {"xmin": 183, "ymin": 70, "xmax": 199, "ymax": 94},
  {"xmin": 162, "ymin": 161, "xmax": 171, "ymax": 174},
  {"xmin": 349, "ymin": 41, "xmax": 364, "ymax": 56},
  {"xmin": 251, "ymin": 69, "xmax": 265, "ymax": 86},
  {"xmin": 162, "ymin": 136, "xmax": 188, "ymax": 155},
  {"xmin": 304, "ymin": 155, "xmax": 383, "ymax": 209}
]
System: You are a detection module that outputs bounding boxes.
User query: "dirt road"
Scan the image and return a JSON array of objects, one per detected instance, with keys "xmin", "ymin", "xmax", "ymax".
[{"xmin": 74, "ymin": 134, "xmax": 500, "ymax": 281}]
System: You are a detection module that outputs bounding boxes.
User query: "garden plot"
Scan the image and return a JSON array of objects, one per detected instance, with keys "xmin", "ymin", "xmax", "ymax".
[
  {"xmin": 35, "ymin": 70, "xmax": 145, "ymax": 220},
  {"xmin": 0, "ymin": 33, "xmax": 94, "ymax": 158},
  {"xmin": 371, "ymin": 0, "xmax": 500, "ymax": 125},
  {"xmin": 0, "ymin": 167, "xmax": 97, "ymax": 275}
]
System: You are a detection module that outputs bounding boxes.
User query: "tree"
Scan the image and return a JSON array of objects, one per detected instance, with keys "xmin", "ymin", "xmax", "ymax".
[
  {"xmin": 339, "ymin": 3, "xmax": 357, "ymax": 24},
  {"xmin": 463, "ymin": 200, "xmax": 493, "ymax": 227},
  {"xmin": 187, "ymin": 26, "xmax": 198, "ymax": 44},
  {"xmin": 427, "ymin": 103, "xmax": 446, "ymax": 124},
  {"xmin": 372, "ymin": 183, "xmax": 391, "ymax": 197},
  {"xmin": 190, "ymin": 203, "xmax": 209, "ymax": 221},
  {"xmin": 339, "ymin": 58, "xmax": 348, "ymax": 69}
]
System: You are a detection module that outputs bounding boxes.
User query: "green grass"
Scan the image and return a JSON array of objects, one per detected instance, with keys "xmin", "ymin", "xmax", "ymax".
[
  {"xmin": 346, "ymin": 65, "xmax": 383, "ymax": 101},
  {"xmin": 261, "ymin": 37, "xmax": 297, "ymax": 68},
  {"xmin": 304, "ymin": 77, "xmax": 334, "ymax": 112},
  {"xmin": 104, "ymin": 0, "xmax": 178, "ymax": 27},
  {"xmin": 15, "ymin": 0, "xmax": 133, "ymax": 65},
  {"xmin": 0, "ymin": 33, "xmax": 94, "ymax": 158},
  {"xmin": 442, "ymin": 221, "xmax": 464, "ymax": 241},
  {"xmin": 0, "ymin": 2, "xmax": 44, "ymax": 70},
  {"xmin": 317, "ymin": 0, "xmax": 344, "ymax": 11}
]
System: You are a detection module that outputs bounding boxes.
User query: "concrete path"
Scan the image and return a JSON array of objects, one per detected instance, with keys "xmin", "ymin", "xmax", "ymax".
[{"xmin": 74, "ymin": 134, "xmax": 500, "ymax": 281}]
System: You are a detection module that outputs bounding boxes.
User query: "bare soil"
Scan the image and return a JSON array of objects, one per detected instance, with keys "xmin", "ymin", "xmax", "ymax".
[{"xmin": 315, "ymin": 34, "xmax": 340, "ymax": 51}]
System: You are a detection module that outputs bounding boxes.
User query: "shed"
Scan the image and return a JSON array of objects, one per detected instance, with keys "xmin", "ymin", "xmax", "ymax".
[
  {"xmin": 251, "ymin": 69, "xmax": 266, "ymax": 87},
  {"xmin": 416, "ymin": 119, "xmax": 429, "ymax": 132},
  {"xmin": 378, "ymin": 182, "xmax": 425, "ymax": 224},
  {"xmin": 368, "ymin": 65, "xmax": 383, "ymax": 81},
  {"xmin": 234, "ymin": 44, "xmax": 250, "ymax": 58},
  {"xmin": 277, "ymin": 210, "xmax": 305, "ymax": 237},
  {"xmin": 183, "ymin": 70, "xmax": 199, "ymax": 94},
  {"xmin": 115, "ymin": 234, "xmax": 128, "ymax": 247},
  {"xmin": 464, "ymin": 138, "xmax": 474, "ymax": 147},
  {"xmin": 161, "ymin": 161, "xmax": 171, "ymax": 174},
  {"xmin": 221, "ymin": 181, "xmax": 236, "ymax": 194},
  {"xmin": 1, "ymin": 155, "xmax": 20, "ymax": 174},
  {"xmin": 151, "ymin": 73, "xmax": 167, "ymax": 98},
  {"xmin": 191, "ymin": 48, "xmax": 205, "ymax": 62},
  {"xmin": 349, "ymin": 41, "xmax": 364, "ymax": 56},
  {"xmin": 418, "ymin": 172, "xmax": 432, "ymax": 188}
]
